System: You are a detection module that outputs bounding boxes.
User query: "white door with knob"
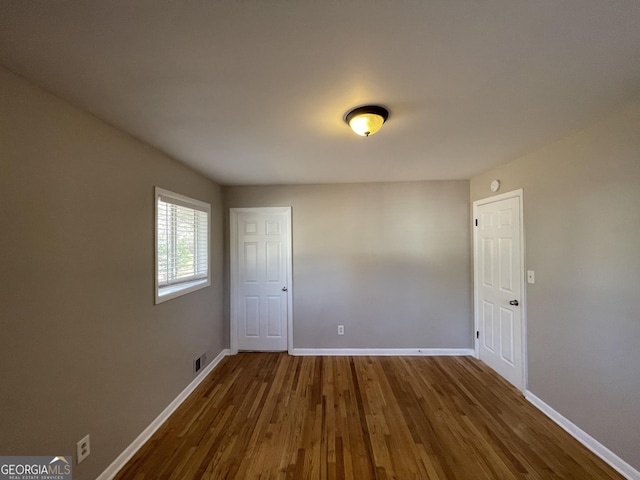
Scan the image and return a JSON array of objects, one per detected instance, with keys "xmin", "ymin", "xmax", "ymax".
[
  {"xmin": 474, "ymin": 190, "xmax": 525, "ymax": 390},
  {"xmin": 230, "ymin": 207, "xmax": 292, "ymax": 352}
]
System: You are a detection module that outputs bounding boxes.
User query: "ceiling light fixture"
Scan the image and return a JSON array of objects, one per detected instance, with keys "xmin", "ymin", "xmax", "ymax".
[{"xmin": 344, "ymin": 105, "xmax": 389, "ymax": 137}]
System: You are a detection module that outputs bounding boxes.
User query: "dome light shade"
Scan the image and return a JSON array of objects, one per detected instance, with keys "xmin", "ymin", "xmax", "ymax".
[{"xmin": 345, "ymin": 105, "xmax": 389, "ymax": 137}]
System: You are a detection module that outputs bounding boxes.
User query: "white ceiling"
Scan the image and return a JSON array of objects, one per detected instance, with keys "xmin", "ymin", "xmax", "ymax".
[{"xmin": 1, "ymin": 1, "xmax": 640, "ymax": 185}]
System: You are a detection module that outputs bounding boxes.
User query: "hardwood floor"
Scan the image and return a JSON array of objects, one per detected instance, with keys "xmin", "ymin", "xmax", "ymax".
[{"xmin": 115, "ymin": 353, "xmax": 624, "ymax": 479}]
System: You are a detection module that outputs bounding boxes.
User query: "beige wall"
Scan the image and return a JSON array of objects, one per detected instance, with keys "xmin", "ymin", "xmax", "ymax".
[
  {"xmin": 224, "ymin": 181, "xmax": 472, "ymax": 349},
  {"xmin": 471, "ymin": 101, "xmax": 640, "ymax": 470},
  {"xmin": 0, "ymin": 68, "xmax": 226, "ymax": 480}
]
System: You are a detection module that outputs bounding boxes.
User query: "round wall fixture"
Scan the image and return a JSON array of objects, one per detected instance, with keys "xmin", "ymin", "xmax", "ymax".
[
  {"xmin": 490, "ymin": 179, "xmax": 501, "ymax": 192},
  {"xmin": 344, "ymin": 105, "xmax": 389, "ymax": 137}
]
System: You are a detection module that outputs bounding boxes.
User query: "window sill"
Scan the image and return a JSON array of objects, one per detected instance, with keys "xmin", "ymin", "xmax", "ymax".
[{"xmin": 156, "ymin": 278, "xmax": 210, "ymax": 304}]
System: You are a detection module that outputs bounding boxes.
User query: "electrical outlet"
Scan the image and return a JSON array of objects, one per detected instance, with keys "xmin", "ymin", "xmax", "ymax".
[
  {"xmin": 338, "ymin": 325, "xmax": 344, "ymax": 335},
  {"xmin": 77, "ymin": 434, "xmax": 90, "ymax": 464}
]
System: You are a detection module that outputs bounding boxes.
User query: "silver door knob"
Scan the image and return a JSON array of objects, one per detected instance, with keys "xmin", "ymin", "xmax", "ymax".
[
  {"xmin": 282, "ymin": 286, "xmax": 288, "ymax": 292},
  {"xmin": 509, "ymin": 300, "xmax": 519, "ymax": 306}
]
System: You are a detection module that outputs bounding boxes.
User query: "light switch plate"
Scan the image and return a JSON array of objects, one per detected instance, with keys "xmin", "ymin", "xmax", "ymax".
[{"xmin": 527, "ymin": 270, "xmax": 535, "ymax": 284}]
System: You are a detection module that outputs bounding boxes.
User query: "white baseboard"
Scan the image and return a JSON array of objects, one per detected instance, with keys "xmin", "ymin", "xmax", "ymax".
[
  {"xmin": 291, "ymin": 348, "xmax": 474, "ymax": 356},
  {"xmin": 96, "ymin": 348, "xmax": 231, "ymax": 480},
  {"xmin": 525, "ymin": 391, "xmax": 639, "ymax": 480}
]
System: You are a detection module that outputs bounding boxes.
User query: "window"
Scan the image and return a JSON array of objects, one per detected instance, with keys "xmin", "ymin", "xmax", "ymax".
[{"xmin": 155, "ymin": 187, "xmax": 210, "ymax": 304}]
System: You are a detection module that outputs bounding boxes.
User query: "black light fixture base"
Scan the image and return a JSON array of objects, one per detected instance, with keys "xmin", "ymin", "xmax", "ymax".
[{"xmin": 344, "ymin": 105, "xmax": 390, "ymax": 124}]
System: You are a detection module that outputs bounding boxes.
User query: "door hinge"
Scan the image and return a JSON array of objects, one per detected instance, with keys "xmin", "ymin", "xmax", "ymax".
[
  {"xmin": 476, "ymin": 331, "xmax": 479, "ymax": 339},
  {"xmin": 475, "ymin": 219, "xmax": 478, "ymax": 226}
]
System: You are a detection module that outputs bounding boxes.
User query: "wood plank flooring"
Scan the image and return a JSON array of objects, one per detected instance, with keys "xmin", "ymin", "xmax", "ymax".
[{"xmin": 115, "ymin": 353, "xmax": 624, "ymax": 479}]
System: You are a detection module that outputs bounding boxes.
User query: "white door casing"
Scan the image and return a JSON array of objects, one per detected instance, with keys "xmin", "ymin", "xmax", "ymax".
[
  {"xmin": 230, "ymin": 207, "xmax": 292, "ymax": 353},
  {"xmin": 473, "ymin": 189, "xmax": 526, "ymax": 391}
]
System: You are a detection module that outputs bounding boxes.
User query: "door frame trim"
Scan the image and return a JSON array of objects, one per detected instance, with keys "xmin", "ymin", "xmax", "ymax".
[
  {"xmin": 230, "ymin": 207, "xmax": 293, "ymax": 355},
  {"xmin": 472, "ymin": 188, "xmax": 527, "ymax": 392}
]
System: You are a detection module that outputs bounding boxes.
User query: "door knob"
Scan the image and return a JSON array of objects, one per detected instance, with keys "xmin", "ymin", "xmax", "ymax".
[
  {"xmin": 509, "ymin": 300, "xmax": 519, "ymax": 306},
  {"xmin": 282, "ymin": 286, "xmax": 288, "ymax": 292}
]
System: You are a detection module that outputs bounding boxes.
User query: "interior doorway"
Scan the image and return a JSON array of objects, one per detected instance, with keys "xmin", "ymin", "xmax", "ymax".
[
  {"xmin": 230, "ymin": 207, "xmax": 293, "ymax": 353},
  {"xmin": 473, "ymin": 189, "xmax": 526, "ymax": 391}
]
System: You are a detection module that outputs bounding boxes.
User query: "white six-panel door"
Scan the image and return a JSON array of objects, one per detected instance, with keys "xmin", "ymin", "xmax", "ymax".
[
  {"xmin": 474, "ymin": 191, "xmax": 525, "ymax": 390},
  {"xmin": 230, "ymin": 207, "xmax": 292, "ymax": 352}
]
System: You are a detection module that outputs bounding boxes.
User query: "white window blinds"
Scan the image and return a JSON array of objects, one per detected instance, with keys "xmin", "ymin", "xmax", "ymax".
[{"xmin": 155, "ymin": 188, "xmax": 210, "ymax": 303}]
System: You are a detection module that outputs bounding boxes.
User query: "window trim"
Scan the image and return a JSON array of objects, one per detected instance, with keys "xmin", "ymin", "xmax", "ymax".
[{"xmin": 155, "ymin": 187, "xmax": 211, "ymax": 304}]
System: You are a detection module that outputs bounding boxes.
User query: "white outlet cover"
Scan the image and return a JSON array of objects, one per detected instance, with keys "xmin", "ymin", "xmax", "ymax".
[
  {"xmin": 77, "ymin": 434, "xmax": 90, "ymax": 464},
  {"xmin": 527, "ymin": 270, "xmax": 535, "ymax": 284}
]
